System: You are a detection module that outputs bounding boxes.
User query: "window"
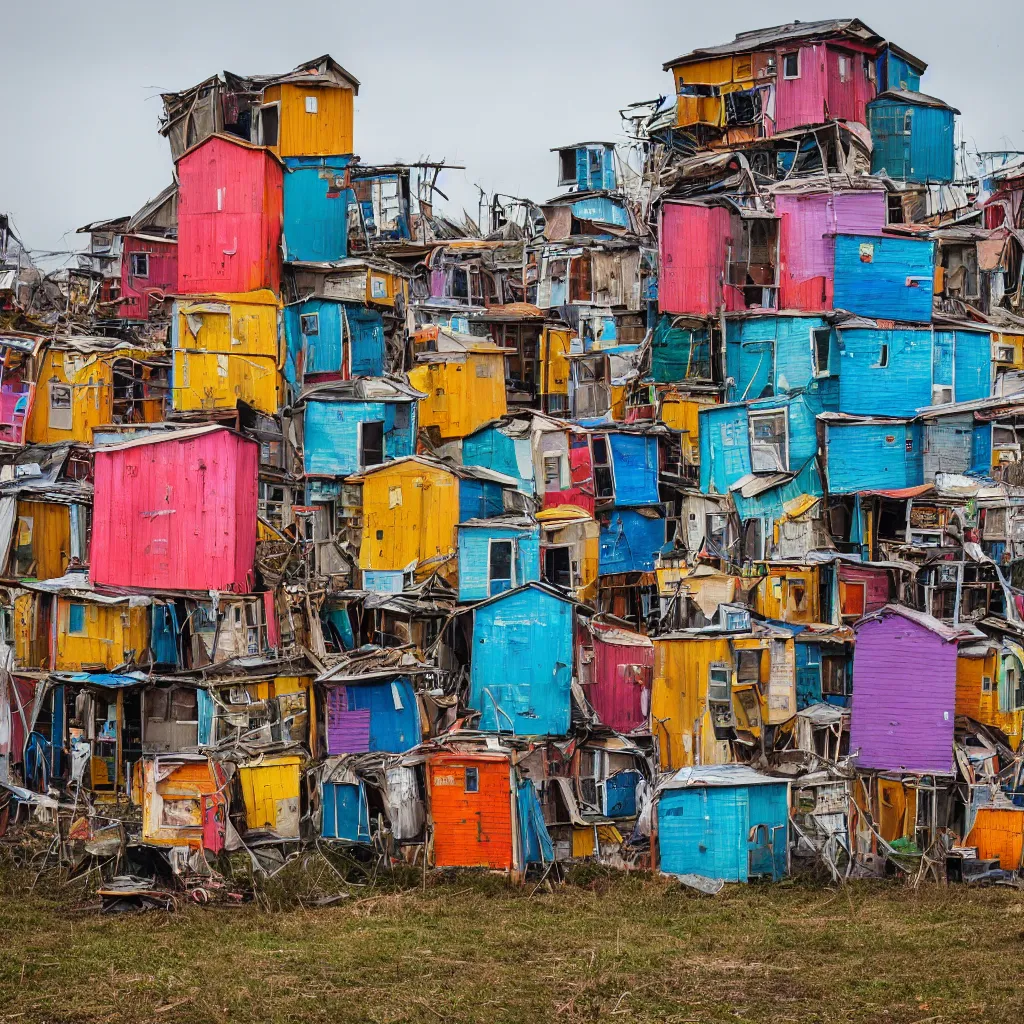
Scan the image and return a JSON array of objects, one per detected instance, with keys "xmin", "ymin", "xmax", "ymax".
[
  {"xmin": 822, "ymin": 657, "xmax": 848, "ymax": 696},
  {"xmin": 558, "ymin": 148, "xmax": 577, "ymax": 186},
  {"xmin": 708, "ymin": 664, "xmax": 731, "ymax": 702},
  {"xmin": 840, "ymin": 580, "xmax": 866, "ymax": 618},
  {"xmin": 837, "ymin": 55, "xmax": 848, "ymax": 82},
  {"xmin": 48, "ymin": 382, "xmax": 73, "ymax": 431},
  {"xmin": 903, "ymin": 110, "xmax": 913, "ymax": 135},
  {"xmin": 543, "ymin": 453, "xmax": 563, "ymax": 489},
  {"xmin": 129, "ymin": 252, "xmax": 149, "ymax": 278},
  {"xmin": 543, "ymin": 546, "xmax": 573, "ymax": 589},
  {"xmin": 258, "ymin": 103, "xmax": 280, "ymax": 147},
  {"xmin": 983, "ymin": 675, "xmax": 993, "ymax": 693},
  {"xmin": 587, "ymin": 147, "xmax": 603, "ymax": 185},
  {"xmin": 68, "ymin": 602, "xmax": 87, "ymax": 635},
  {"xmin": 812, "ymin": 328, "xmax": 831, "ymax": 376},
  {"xmin": 748, "ymin": 409, "xmax": 788, "ymax": 473},
  {"xmin": 305, "ymin": 95, "xmax": 318, "ymax": 114},
  {"xmin": 359, "ymin": 421, "xmax": 385, "ymax": 469},
  {"xmin": 464, "ymin": 767, "xmax": 479, "ymax": 793},
  {"xmin": 300, "ymin": 312, "xmax": 319, "ymax": 336},
  {"xmin": 887, "ymin": 193, "xmax": 905, "ymax": 225},
  {"xmin": 488, "ymin": 539, "xmax": 514, "ymax": 596},
  {"xmin": 736, "ymin": 650, "xmax": 761, "ymax": 684},
  {"xmin": 783, "ymin": 52, "xmax": 800, "ymax": 79},
  {"xmin": 875, "ymin": 342, "xmax": 889, "ymax": 369},
  {"xmin": 592, "ymin": 435, "xmax": 614, "ymax": 498}
]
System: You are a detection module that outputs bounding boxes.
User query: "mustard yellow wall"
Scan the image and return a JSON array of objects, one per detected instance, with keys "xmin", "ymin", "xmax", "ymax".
[
  {"xmin": 172, "ymin": 352, "xmax": 281, "ymax": 415},
  {"xmin": 540, "ymin": 327, "xmax": 572, "ymax": 397},
  {"xmin": 26, "ymin": 348, "xmax": 161, "ymax": 444},
  {"xmin": 263, "ymin": 83, "xmax": 354, "ymax": 159},
  {"xmin": 750, "ymin": 567, "xmax": 820, "ymax": 625},
  {"xmin": 142, "ymin": 759, "xmax": 221, "ymax": 847},
  {"xmin": 660, "ymin": 395, "xmax": 718, "ymax": 461},
  {"xmin": 994, "ymin": 332, "xmax": 1024, "ymax": 371},
  {"xmin": 672, "ymin": 56, "xmax": 753, "ymax": 127},
  {"xmin": 359, "ymin": 462, "xmax": 459, "ymax": 571},
  {"xmin": 227, "ymin": 676, "xmax": 316, "ymax": 751},
  {"xmin": 13, "ymin": 592, "xmax": 46, "ymax": 669},
  {"xmin": 237, "ymin": 754, "xmax": 302, "ymax": 833},
  {"xmin": 610, "ymin": 384, "xmax": 627, "ymax": 422},
  {"xmin": 408, "ymin": 353, "xmax": 507, "ymax": 439},
  {"xmin": 364, "ymin": 269, "xmax": 406, "ymax": 309},
  {"xmin": 54, "ymin": 599, "xmax": 149, "ymax": 672},
  {"xmin": 175, "ymin": 292, "xmax": 279, "ymax": 356},
  {"xmin": 651, "ymin": 636, "xmax": 734, "ymax": 770},
  {"xmin": 956, "ymin": 651, "xmax": 1023, "ymax": 749},
  {"xmin": 734, "ymin": 635, "xmax": 794, "ymax": 726},
  {"xmin": 14, "ymin": 500, "xmax": 70, "ymax": 581}
]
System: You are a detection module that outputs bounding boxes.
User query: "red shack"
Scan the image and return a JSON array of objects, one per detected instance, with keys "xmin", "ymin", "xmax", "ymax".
[
  {"xmin": 90, "ymin": 425, "xmax": 258, "ymax": 592},
  {"xmin": 176, "ymin": 134, "xmax": 283, "ymax": 295},
  {"xmin": 120, "ymin": 234, "xmax": 178, "ymax": 320},
  {"xmin": 581, "ymin": 621, "xmax": 654, "ymax": 734}
]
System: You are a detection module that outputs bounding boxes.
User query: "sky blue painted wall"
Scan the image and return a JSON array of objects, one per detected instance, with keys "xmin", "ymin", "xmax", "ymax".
[
  {"xmin": 459, "ymin": 478, "xmax": 506, "ymax": 521},
  {"xmin": 331, "ymin": 677, "xmax": 422, "ymax": 753},
  {"xmin": 462, "ymin": 425, "xmax": 535, "ymax": 495},
  {"xmin": 320, "ymin": 781, "xmax": 370, "ymax": 842},
  {"xmin": 837, "ymin": 327, "xmax": 933, "ymax": 416},
  {"xmin": 877, "ymin": 50, "xmax": 922, "ymax": 92},
  {"xmin": 573, "ymin": 145, "xmax": 616, "ymax": 190},
  {"xmin": 657, "ymin": 782, "xmax": 789, "ymax": 882},
  {"xmin": 457, "ymin": 524, "xmax": 540, "ymax": 602},
  {"xmin": 608, "ymin": 433, "xmax": 660, "ymax": 506},
  {"xmin": 284, "ymin": 300, "xmax": 385, "ymax": 386},
  {"xmin": 868, "ymin": 99, "xmax": 956, "ymax": 183},
  {"xmin": 833, "ymin": 235, "xmax": 935, "ymax": 323},
  {"xmin": 468, "ymin": 586, "xmax": 575, "ymax": 736},
  {"xmin": 303, "ymin": 399, "xmax": 416, "ymax": 476},
  {"xmin": 599, "ymin": 509, "xmax": 665, "ymax": 573},
  {"xmin": 951, "ymin": 330, "xmax": 992, "ymax": 403},
  {"xmin": 726, "ymin": 315, "xmax": 830, "ymax": 400},
  {"xmin": 825, "ymin": 421, "xmax": 924, "ymax": 493},
  {"xmin": 282, "ymin": 156, "xmax": 351, "ymax": 262}
]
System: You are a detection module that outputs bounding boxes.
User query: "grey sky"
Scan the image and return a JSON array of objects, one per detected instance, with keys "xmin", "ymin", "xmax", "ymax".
[{"xmin": 2, "ymin": 0, "xmax": 1021, "ymax": 262}]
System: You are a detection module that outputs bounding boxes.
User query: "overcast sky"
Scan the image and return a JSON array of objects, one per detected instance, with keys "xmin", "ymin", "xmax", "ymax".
[{"xmin": 2, "ymin": 0, "xmax": 1021, "ymax": 262}]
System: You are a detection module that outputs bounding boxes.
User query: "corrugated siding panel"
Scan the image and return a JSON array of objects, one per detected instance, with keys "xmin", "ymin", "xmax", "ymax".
[
  {"xmin": 923, "ymin": 414, "xmax": 973, "ymax": 478},
  {"xmin": 177, "ymin": 137, "xmax": 282, "ymax": 294},
  {"xmin": 463, "ymin": 426, "xmax": 534, "ymax": 494},
  {"xmin": 825, "ymin": 422, "xmax": 923, "ymax": 493},
  {"xmin": 171, "ymin": 351, "xmax": 281, "ymax": 416},
  {"xmin": 429, "ymin": 757, "xmax": 514, "ymax": 870},
  {"xmin": 953, "ymin": 330, "xmax": 992, "ymax": 402},
  {"xmin": 849, "ymin": 615, "xmax": 957, "ymax": 774},
  {"xmin": 282, "ymin": 157, "xmax": 350, "ymax": 262},
  {"xmin": 273, "ymin": 83, "xmax": 354, "ymax": 159},
  {"xmin": 408, "ymin": 354, "xmax": 507, "ymax": 439},
  {"xmin": 589, "ymin": 631, "xmax": 653, "ymax": 733},
  {"xmin": 90, "ymin": 429, "xmax": 258, "ymax": 591},
  {"xmin": 824, "ymin": 45, "xmax": 875, "ymax": 124},
  {"xmin": 120, "ymin": 237, "xmax": 178, "ymax": 320},
  {"xmin": 868, "ymin": 100, "xmax": 956, "ymax": 183},
  {"xmin": 837, "ymin": 327, "xmax": 934, "ymax": 416},
  {"xmin": 774, "ymin": 44, "xmax": 827, "ymax": 131},
  {"xmin": 468, "ymin": 588, "xmax": 574, "ymax": 736},
  {"xmin": 303, "ymin": 399, "xmax": 414, "ymax": 477},
  {"xmin": 833, "ymin": 235, "xmax": 935, "ymax": 323},
  {"xmin": 659, "ymin": 204, "xmax": 730, "ymax": 315},
  {"xmin": 658, "ymin": 786, "xmax": 748, "ymax": 880},
  {"xmin": 457, "ymin": 526, "xmax": 540, "ymax": 603},
  {"xmin": 966, "ymin": 809, "xmax": 1024, "ymax": 870},
  {"xmin": 700, "ymin": 405, "xmax": 750, "ymax": 493},
  {"xmin": 608, "ymin": 433, "xmax": 659, "ymax": 506},
  {"xmin": 325, "ymin": 678, "xmax": 420, "ymax": 754}
]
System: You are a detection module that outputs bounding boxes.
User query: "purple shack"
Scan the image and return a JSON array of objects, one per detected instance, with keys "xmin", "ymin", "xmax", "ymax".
[{"xmin": 849, "ymin": 605, "xmax": 981, "ymax": 776}]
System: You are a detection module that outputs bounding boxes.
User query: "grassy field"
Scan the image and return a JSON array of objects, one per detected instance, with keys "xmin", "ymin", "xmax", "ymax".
[{"xmin": 1, "ymin": 867, "xmax": 1024, "ymax": 1024}]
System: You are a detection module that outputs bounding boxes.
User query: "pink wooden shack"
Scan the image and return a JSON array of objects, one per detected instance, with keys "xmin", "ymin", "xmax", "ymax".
[
  {"xmin": 90, "ymin": 425, "xmax": 258, "ymax": 592},
  {"xmin": 659, "ymin": 203, "xmax": 733, "ymax": 317},
  {"xmin": 773, "ymin": 43, "xmax": 877, "ymax": 132},
  {"xmin": 582, "ymin": 621, "xmax": 654, "ymax": 734},
  {"xmin": 776, "ymin": 190, "xmax": 887, "ymax": 310},
  {"xmin": 119, "ymin": 234, "xmax": 178, "ymax": 320},
  {"xmin": 176, "ymin": 134, "xmax": 283, "ymax": 295}
]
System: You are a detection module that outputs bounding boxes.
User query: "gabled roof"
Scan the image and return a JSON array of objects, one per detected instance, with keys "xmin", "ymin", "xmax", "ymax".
[
  {"xmin": 91, "ymin": 423, "xmax": 244, "ymax": 454},
  {"xmin": 855, "ymin": 603, "xmax": 985, "ymax": 642},
  {"xmin": 175, "ymin": 132, "xmax": 285, "ymax": 166},
  {"xmin": 869, "ymin": 89, "xmax": 959, "ymax": 114},
  {"xmin": 297, "ymin": 376, "xmax": 425, "ymax": 405},
  {"xmin": 468, "ymin": 579, "xmax": 585, "ymax": 613},
  {"xmin": 663, "ymin": 18, "xmax": 885, "ymax": 70},
  {"xmin": 662, "ymin": 764, "xmax": 785, "ymax": 790}
]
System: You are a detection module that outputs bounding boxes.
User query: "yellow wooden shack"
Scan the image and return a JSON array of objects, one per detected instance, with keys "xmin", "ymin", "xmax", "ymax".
[
  {"xmin": 408, "ymin": 326, "xmax": 507, "ymax": 440},
  {"xmin": 956, "ymin": 640, "xmax": 1024, "ymax": 749},
  {"xmin": 9, "ymin": 499, "xmax": 75, "ymax": 581},
  {"xmin": 172, "ymin": 290, "xmax": 282, "ymax": 415},
  {"xmin": 25, "ymin": 342, "xmax": 164, "ymax": 445},
  {"xmin": 539, "ymin": 325, "xmax": 573, "ymax": 415},
  {"xmin": 236, "ymin": 754, "xmax": 303, "ymax": 839},
  {"xmin": 536, "ymin": 505, "xmax": 600, "ymax": 603},
  {"xmin": 54, "ymin": 596, "xmax": 149, "ymax": 672},
  {"xmin": 353, "ymin": 457, "xmax": 460, "ymax": 575},
  {"xmin": 749, "ymin": 563, "xmax": 822, "ymax": 625}
]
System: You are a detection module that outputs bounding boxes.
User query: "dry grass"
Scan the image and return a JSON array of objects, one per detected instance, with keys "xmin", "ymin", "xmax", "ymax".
[{"xmin": 1, "ymin": 866, "xmax": 1024, "ymax": 1023}]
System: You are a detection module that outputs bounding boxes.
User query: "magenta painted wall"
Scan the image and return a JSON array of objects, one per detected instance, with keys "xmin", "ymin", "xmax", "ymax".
[
  {"xmin": 849, "ymin": 613, "xmax": 957, "ymax": 775},
  {"xmin": 119, "ymin": 235, "xmax": 178, "ymax": 320},
  {"xmin": 777, "ymin": 191, "xmax": 887, "ymax": 311},
  {"xmin": 587, "ymin": 628, "xmax": 654, "ymax": 734},
  {"xmin": 176, "ymin": 136, "xmax": 282, "ymax": 295},
  {"xmin": 659, "ymin": 203, "xmax": 731, "ymax": 315},
  {"xmin": 825, "ymin": 46, "xmax": 876, "ymax": 124},
  {"xmin": 90, "ymin": 427, "xmax": 258, "ymax": 592}
]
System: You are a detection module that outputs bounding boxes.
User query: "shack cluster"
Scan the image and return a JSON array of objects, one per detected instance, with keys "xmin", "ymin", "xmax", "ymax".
[{"xmin": 4, "ymin": 20, "xmax": 1024, "ymax": 890}]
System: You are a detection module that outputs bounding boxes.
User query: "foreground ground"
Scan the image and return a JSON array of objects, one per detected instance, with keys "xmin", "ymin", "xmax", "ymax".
[{"xmin": 1, "ymin": 866, "xmax": 1024, "ymax": 1024}]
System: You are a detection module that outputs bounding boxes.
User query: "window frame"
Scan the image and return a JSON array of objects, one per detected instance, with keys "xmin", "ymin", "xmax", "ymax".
[
  {"xmin": 708, "ymin": 662, "xmax": 732, "ymax": 703},
  {"xmin": 67, "ymin": 602, "xmax": 87, "ymax": 636},
  {"xmin": 487, "ymin": 538, "xmax": 516, "ymax": 597},
  {"xmin": 257, "ymin": 102, "xmax": 281, "ymax": 147},
  {"xmin": 357, "ymin": 420, "xmax": 386, "ymax": 470},
  {"xmin": 129, "ymin": 252, "xmax": 150, "ymax": 279},
  {"xmin": 782, "ymin": 51, "xmax": 800, "ymax": 79},
  {"xmin": 812, "ymin": 327, "xmax": 831, "ymax": 377},
  {"xmin": 748, "ymin": 408, "xmax": 789, "ymax": 473},
  {"xmin": 299, "ymin": 312, "xmax": 320, "ymax": 336},
  {"xmin": 464, "ymin": 766, "xmax": 480, "ymax": 793}
]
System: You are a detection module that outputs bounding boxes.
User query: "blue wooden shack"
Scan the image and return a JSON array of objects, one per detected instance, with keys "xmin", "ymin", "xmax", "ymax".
[
  {"xmin": 282, "ymin": 156, "xmax": 351, "ymax": 263},
  {"xmin": 822, "ymin": 416, "xmax": 924, "ymax": 494},
  {"xmin": 599, "ymin": 508, "xmax": 665, "ymax": 574},
  {"xmin": 553, "ymin": 141, "xmax": 617, "ymax": 191},
  {"xmin": 321, "ymin": 670, "xmax": 423, "ymax": 755},
  {"xmin": 867, "ymin": 91, "xmax": 959, "ymax": 184},
  {"xmin": 726, "ymin": 314, "xmax": 833, "ymax": 401},
  {"xmin": 467, "ymin": 582, "xmax": 576, "ymax": 737},
  {"xmin": 283, "ymin": 299, "xmax": 386, "ymax": 388},
  {"xmin": 593, "ymin": 430, "xmax": 660, "ymax": 506},
  {"xmin": 462, "ymin": 421, "xmax": 535, "ymax": 495},
  {"xmin": 650, "ymin": 316, "xmax": 712, "ymax": 383},
  {"xmin": 876, "ymin": 46, "xmax": 925, "ymax": 93},
  {"xmin": 455, "ymin": 464, "xmax": 519, "ymax": 521},
  {"xmin": 656, "ymin": 764, "xmax": 789, "ymax": 883},
  {"xmin": 457, "ymin": 516, "xmax": 540, "ymax": 602},
  {"xmin": 833, "ymin": 235, "xmax": 936, "ymax": 323},
  {"xmin": 301, "ymin": 379, "xmax": 421, "ymax": 478},
  {"xmin": 931, "ymin": 329, "xmax": 992, "ymax": 404}
]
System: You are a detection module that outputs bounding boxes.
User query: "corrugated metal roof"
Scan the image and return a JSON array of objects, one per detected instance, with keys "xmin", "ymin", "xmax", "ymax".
[{"xmin": 662, "ymin": 764, "xmax": 787, "ymax": 789}]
